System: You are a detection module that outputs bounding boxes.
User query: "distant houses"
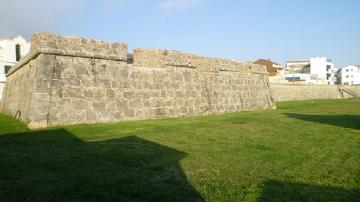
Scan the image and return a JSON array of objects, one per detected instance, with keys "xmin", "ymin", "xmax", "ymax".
[
  {"xmin": 253, "ymin": 59, "xmax": 281, "ymax": 76},
  {"xmin": 0, "ymin": 36, "xmax": 31, "ymax": 99},
  {"xmin": 337, "ymin": 65, "xmax": 360, "ymax": 85},
  {"xmin": 285, "ymin": 57, "xmax": 337, "ymax": 85},
  {"xmin": 252, "ymin": 56, "xmax": 359, "ymax": 85},
  {"xmin": 252, "ymin": 59, "xmax": 286, "ymax": 83}
]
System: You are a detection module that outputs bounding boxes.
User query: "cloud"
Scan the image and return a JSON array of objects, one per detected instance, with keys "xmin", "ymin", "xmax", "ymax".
[
  {"xmin": 0, "ymin": 0, "xmax": 200, "ymax": 40},
  {"xmin": 159, "ymin": 0, "xmax": 202, "ymax": 11},
  {"xmin": 0, "ymin": 0, "xmax": 90, "ymax": 39},
  {"xmin": 0, "ymin": 0, "xmax": 126, "ymax": 40}
]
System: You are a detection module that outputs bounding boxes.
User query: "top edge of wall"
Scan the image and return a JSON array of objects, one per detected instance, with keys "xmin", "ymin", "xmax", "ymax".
[
  {"xmin": 7, "ymin": 32, "xmax": 129, "ymax": 76},
  {"xmin": 6, "ymin": 33, "xmax": 267, "ymax": 76},
  {"xmin": 132, "ymin": 48, "xmax": 267, "ymax": 74},
  {"xmin": 30, "ymin": 32, "xmax": 128, "ymax": 60}
]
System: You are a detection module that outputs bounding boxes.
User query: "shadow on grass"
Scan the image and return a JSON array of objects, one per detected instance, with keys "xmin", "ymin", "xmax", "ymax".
[
  {"xmin": 0, "ymin": 129, "xmax": 204, "ymax": 202},
  {"xmin": 258, "ymin": 180, "xmax": 359, "ymax": 202},
  {"xmin": 283, "ymin": 113, "xmax": 360, "ymax": 130}
]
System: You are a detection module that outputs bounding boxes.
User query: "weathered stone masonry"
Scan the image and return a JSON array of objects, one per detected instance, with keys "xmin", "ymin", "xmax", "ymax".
[
  {"xmin": 271, "ymin": 84, "xmax": 360, "ymax": 102},
  {"xmin": 1, "ymin": 33, "xmax": 275, "ymax": 128}
]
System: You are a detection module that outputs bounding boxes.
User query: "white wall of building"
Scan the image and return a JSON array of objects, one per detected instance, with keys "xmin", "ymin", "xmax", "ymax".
[
  {"xmin": 309, "ymin": 57, "xmax": 327, "ymax": 76},
  {"xmin": 285, "ymin": 57, "xmax": 337, "ymax": 85},
  {"xmin": 284, "ymin": 73, "xmax": 311, "ymax": 82},
  {"xmin": 309, "ymin": 56, "xmax": 337, "ymax": 85},
  {"xmin": 0, "ymin": 36, "xmax": 30, "ymax": 99},
  {"xmin": 338, "ymin": 65, "xmax": 360, "ymax": 85}
]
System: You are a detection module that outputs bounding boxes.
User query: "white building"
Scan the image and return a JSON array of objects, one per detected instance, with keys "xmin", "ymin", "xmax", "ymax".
[
  {"xmin": 0, "ymin": 36, "xmax": 31, "ymax": 99},
  {"xmin": 285, "ymin": 57, "xmax": 337, "ymax": 85},
  {"xmin": 337, "ymin": 65, "xmax": 360, "ymax": 85}
]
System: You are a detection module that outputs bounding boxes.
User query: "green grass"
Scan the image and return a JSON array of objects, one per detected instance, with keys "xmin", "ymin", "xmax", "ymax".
[{"xmin": 0, "ymin": 99, "xmax": 359, "ymax": 202}]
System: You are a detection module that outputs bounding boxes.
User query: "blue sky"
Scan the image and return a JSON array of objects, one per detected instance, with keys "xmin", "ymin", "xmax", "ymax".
[{"xmin": 1, "ymin": 0, "xmax": 359, "ymax": 67}]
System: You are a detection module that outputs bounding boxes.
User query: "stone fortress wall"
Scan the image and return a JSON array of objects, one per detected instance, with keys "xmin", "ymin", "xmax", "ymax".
[
  {"xmin": 271, "ymin": 83, "xmax": 360, "ymax": 102},
  {"xmin": 1, "ymin": 33, "xmax": 275, "ymax": 128}
]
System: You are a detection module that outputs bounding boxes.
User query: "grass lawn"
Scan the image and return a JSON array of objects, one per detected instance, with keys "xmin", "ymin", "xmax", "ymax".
[{"xmin": 0, "ymin": 99, "xmax": 359, "ymax": 202}]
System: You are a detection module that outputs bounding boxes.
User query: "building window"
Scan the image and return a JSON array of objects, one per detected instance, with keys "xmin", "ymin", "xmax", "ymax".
[
  {"xmin": 4, "ymin": 65, "xmax": 12, "ymax": 74},
  {"xmin": 285, "ymin": 77, "xmax": 301, "ymax": 81},
  {"xmin": 346, "ymin": 69, "xmax": 349, "ymax": 72},
  {"xmin": 326, "ymin": 65, "xmax": 331, "ymax": 71},
  {"xmin": 15, "ymin": 44, "xmax": 21, "ymax": 61},
  {"xmin": 326, "ymin": 73, "xmax": 331, "ymax": 80},
  {"xmin": 311, "ymin": 74, "xmax": 318, "ymax": 80}
]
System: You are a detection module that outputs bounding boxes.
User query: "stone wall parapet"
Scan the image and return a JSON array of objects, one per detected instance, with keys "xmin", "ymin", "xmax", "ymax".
[{"xmin": 7, "ymin": 33, "xmax": 128, "ymax": 76}]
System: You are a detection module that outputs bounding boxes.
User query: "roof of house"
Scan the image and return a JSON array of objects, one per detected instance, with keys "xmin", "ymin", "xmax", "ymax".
[
  {"xmin": 286, "ymin": 60, "xmax": 310, "ymax": 64},
  {"xmin": 254, "ymin": 59, "xmax": 280, "ymax": 66},
  {"xmin": 342, "ymin": 65, "xmax": 360, "ymax": 68}
]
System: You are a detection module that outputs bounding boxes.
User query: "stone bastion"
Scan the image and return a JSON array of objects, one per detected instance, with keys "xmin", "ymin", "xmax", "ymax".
[{"xmin": 1, "ymin": 33, "xmax": 275, "ymax": 128}]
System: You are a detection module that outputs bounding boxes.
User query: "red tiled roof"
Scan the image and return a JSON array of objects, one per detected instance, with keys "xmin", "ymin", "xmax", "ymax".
[{"xmin": 254, "ymin": 59, "xmax": 280, "ymax": 66}]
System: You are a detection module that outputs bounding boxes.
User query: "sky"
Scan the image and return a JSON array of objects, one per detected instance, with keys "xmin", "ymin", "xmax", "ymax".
[{"xmin": 0, "ymin": 0, "xmax": 359, "ymax": 67}]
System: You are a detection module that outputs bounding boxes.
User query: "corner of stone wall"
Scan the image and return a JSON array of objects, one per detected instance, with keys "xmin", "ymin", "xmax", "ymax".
[
  {"xmin": 3, "ymin": 32, "xmax": 129, "ymax": 128},
  {"xmin": 26, "ymin": 54, "xmax": 56, "ymax": 128},
  {"xmin": 263, "ymin": 75, "xmax": 277, "ymax": 109}
]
